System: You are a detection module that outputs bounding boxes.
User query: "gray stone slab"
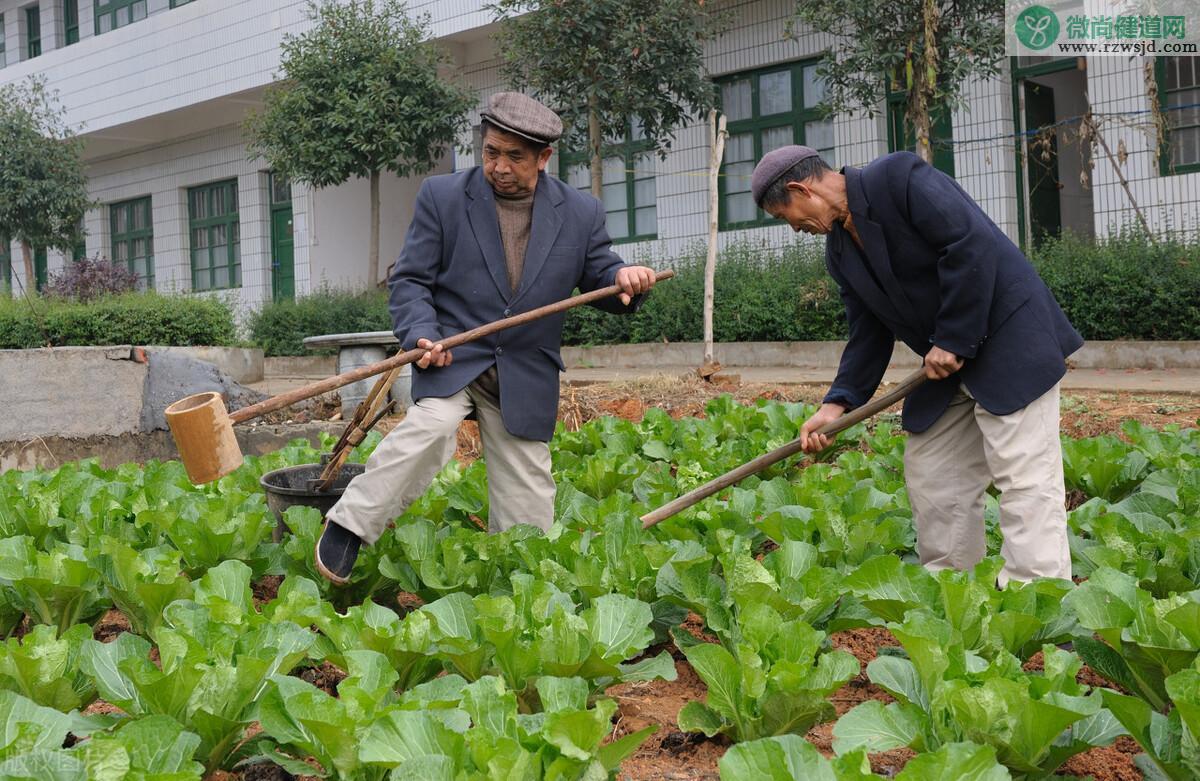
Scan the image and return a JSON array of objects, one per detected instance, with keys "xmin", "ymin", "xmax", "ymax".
[
  {"xmin": 140, "ymin": 349, "xmax": 267, "ymax": 432},
  {"xmin": 0, "ymin": 346, "xmax": 147, "ymax": 440}
]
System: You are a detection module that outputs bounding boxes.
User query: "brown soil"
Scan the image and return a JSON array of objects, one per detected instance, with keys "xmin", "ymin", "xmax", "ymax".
[
  {"xmin": 673, "ymin": 612, "xmax": 720, "ymax": 649},
  {"xmin": 396, "ymin": 591, "xmax": 426, "ymax": 612},
  {"xmin": 93, "ymin": 609, "xmax": 131, "ymax": 642},
  {"xmin": 806, "ymin": 628, "xmax": 913, "ymax": 773},
  {"xmin": 356, "ymin": 379, "xmax": 1199, "ymax": 473},
  {"xmin": 1022, "ymin": 649, "xmax": 1133, "ymax": 694},
  {"xmin": 294, "ymin": 660, "xmax": 346, "ymax": 697},
  {"xmin": 252, "ymin": 575, "xmax": 284, "ymax": 609},
  {"xmin": 252, "ymin": 394, "xmax": 341, "ymax": 426},
  {"xmin": 82, "ymin": 699, "xmax": 125, "ymax": 717},
  {"xmin": 607, "ymin": 659, "xmax": 726, "ymax": 781},
  {"xmin": 1056, "ymin": 736, "xmax": 1144, "ymax": 780}
]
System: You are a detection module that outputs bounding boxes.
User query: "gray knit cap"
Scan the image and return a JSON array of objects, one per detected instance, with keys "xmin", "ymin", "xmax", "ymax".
[{"xmin": 751, "ymin": 145, "xmax": 821, "ymax": 206}]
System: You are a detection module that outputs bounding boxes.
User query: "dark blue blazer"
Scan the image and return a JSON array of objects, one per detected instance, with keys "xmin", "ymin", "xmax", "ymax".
[
  {"xmin": 388, "ymin": 167, "xmax": 636, "ymax": 442},
  {"xmin": 823, "ymin": 152, "xmax": 1083, "ymax": 433}
]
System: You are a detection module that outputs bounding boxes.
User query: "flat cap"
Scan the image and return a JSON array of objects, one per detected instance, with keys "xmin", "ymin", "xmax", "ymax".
[
  {"xmin": 480, "ymin": 92, "xmax": 563, "ymax": 145},
  {"xmin": 751, "ymin": 145, "xmax": 821, "ymax": 206}
]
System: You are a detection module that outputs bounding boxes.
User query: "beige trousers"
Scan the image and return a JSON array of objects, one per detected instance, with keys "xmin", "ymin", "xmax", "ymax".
[
  {"xmin": 326, "ymin": 382, "xmax": 555, "ymax": 544},
  {"xmin": 903, "ymin": 382, "xmax": 1071, "ymax": 586}
]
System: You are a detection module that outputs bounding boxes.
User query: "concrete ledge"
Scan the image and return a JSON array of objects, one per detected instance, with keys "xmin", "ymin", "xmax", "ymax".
[
  {"xmin": 0, "ymin": 346, "xmax": 148, "ymax": 439},
  {"xmin": 1069, "ymin": 342, "xmax": 1200, "ymax": 370},
  {"xmin": 265, "ymin": 355, "xmax": 338, "ymax": 378},
  {"xmin": 152, "ymin": 346, "xmax": 264, "ymax": 384},
  {"xmin": 561, "ymin": 341, "xmax": 1200, "ymax": 371},
  {"xmin": 0, "ymin": 421, "xmax": 348, "ymax": 472},
  {"xmin": 0, "ymin": 345, "xmax": 264, "ymax": 441}
]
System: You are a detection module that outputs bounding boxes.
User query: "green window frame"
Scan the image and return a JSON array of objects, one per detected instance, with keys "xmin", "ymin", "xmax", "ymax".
[
  {"xmin": 25, "ymin": 4, "xmax": 41, "ymax": 59},
  {"xmin": 64, "ymin": 0, "xmax": 79, "ymax": 44},
  {"xmin": 886, "ymin": 71, "xmax": 955, "ymax": 176},
  {"xmin": 0, "ymin": 238, "xmax": 10, "ymax": 295},
  {"xmin": 0, "ymin": 14, "xmax": 7, "ymax": 67},
  {"xmin": 188, "ymin": 179, "xmax": 241, "ymax": 291},
  {"xmin": 94, "ymin": 0, "xmax": 146, "ymax": 35},
  {"xmin": 110, "ymin": 196, "xmax": 154, "ymax": 289},
  {"xmin": 716, "ymin": 58, "xmax": 835, "ymax": 230},
  {"xmin": 558, "ymin": 120, "xmax": 656, "ymax": 243},
  {"xmin": 169, "ymin": 0, "xmax": 196, "ymax": 7},
  {"xmin": 1156, "ymin": 56, "xmax": 1200, "ymax": 176}
]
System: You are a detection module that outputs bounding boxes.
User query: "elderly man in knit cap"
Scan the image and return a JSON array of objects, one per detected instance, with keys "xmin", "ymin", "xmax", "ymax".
[
  {"xmin": 751, "ymin": 146, "xmax": 1082, "ymax": 586},
  {"xmin": 315, "ymin": 92, "xmax": 658, "ymax": 584}
]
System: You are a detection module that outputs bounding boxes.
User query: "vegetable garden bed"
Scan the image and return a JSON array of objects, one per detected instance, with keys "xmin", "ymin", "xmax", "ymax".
[{"xmin": 0, "ymin": 378, "xmax": 1197, "ymax": 780}]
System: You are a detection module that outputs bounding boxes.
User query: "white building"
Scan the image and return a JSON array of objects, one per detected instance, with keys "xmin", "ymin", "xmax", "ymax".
[{"xmin": 1, "ymin": 0, "xmax": 1197, "ymax": 321}]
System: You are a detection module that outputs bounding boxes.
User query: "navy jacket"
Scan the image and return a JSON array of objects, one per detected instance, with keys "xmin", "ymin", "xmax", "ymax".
[
  {"xmin": 823, "ymin": 152, "xmax": 1083, "ymax": 433},
  {"xmin": 388, "ymin": 167, "xmax": 636, "ymax": 442}
]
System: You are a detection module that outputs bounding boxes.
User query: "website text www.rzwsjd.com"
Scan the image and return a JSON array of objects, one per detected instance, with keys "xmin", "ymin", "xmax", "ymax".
[{"xmin": 1053, "ymin": 40, "xmax": 1199, "ymax": 53}]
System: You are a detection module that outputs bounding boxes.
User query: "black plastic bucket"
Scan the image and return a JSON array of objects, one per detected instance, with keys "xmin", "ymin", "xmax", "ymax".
[{"xmin": 260, "ymin": 462, "xmax": 366, "ymax": 540}]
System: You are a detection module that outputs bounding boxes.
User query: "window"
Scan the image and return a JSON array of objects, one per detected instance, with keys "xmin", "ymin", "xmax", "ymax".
[
  {"xmin": 25, "ymin": 5, "xmax": 41, "ymax": 59},
  {"xmin": 110, "ymin": 197, "xmax": 154, "ymax": 289},
  {"xmin": 559, "ymin": 119, "xmax": 657, "ymax": 242},
  {"xmin": 717, "ymin": 59, "xmax": 835, "ymax": 229},
  {"xmin": 169, "ymin": 0, "xmax": 196, "ymax": 6},
  {"xmin": 1158, "ymin": 56, "xmax": 1200, "ymax": 175},
  {"xmin": 64, "ymin": 0, "xmax": 79, "ymax": 44},
  {"xmin": 0, "ymin": 238, "xmax": 10, "ymax": 295},
  {"xmin": 94, "ymin": 0, "xmax": 146, "ymax": 34},
  {"xmin": 886, "ymin": 70, "xmax": 955, "ymax": 176},
  {"xmin": 0, "ymin": 15, "xmax": 7, "ymax": 67},
  {"xmin": 270, "ymin": 172, "xmax": 292, "ymax": 205},
  {"xmin": 188, "ymin": 180, "xmax": 241, "ymax": 291}
]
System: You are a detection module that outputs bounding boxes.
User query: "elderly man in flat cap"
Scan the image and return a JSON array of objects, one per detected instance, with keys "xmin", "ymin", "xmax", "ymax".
[
  {"xmin": 315, "ymin": 92, "xmax": 658, "ymax": 583},
  {"xmin": 752, "ymin": 146, "xmax": 1081, "ymax": 586}
]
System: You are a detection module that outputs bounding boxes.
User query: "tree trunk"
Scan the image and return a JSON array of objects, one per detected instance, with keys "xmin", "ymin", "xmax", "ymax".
[
  {"xmin": 369, "ymin": 169, "xmax": 381, "ymax": 288},
  {"xmin": 703, "ymin": 109, "xmax": 728, "ymax": 368},
  {"xmin": 912, "ymin": 0, "xmax": 940, "ymax": 165},
  {"xmin": 588, "ymin": 96, "xmax": 603, "ymax": 200},
  {"xmin": 20, "ymin": 241, "xmax": 33, "ymax": 293}
]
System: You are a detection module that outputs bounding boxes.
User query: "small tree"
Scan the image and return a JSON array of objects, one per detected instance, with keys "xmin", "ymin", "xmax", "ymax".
[
  {"xmin": 792, "ymin": 0, "xmax": 1006, "ymax": 164},
  {"xmin": 491, "ymin": 0, "xmax": 725, "ymax": 198},
  {"xmin": 0, "ymin": 78, "xmax": 90, "ymax": 293},
  {"xmin": 246, "ymin": 0, "xmax": 474, "ymax": 287}
]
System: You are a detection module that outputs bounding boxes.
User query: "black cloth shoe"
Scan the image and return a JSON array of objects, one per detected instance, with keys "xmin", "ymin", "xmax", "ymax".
[{"xmin": 314, "ymin": 520, "xmax": 361, "ymax": 585}]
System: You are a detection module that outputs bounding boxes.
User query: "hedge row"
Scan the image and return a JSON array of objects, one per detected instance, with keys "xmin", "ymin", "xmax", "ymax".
[
  {"xmin": 11, "ymin": 232, "xmax": 1182, "ymax": 354},
  {"xmin": 249, "ymin": 232, "xmax": 1200, "ymax": 354},
  {"xmin": 0, "ymin": 293, "xmax": 237, "ymax": 349},
  {"xmin": 247, "ymin": 288, "xmax": 393, "ymax": 356}
]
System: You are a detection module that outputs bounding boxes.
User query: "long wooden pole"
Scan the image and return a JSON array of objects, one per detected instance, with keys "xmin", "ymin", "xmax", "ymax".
[
  {"xmin": 703, "ymin": 110, "xmax": 728, "ymax": 367},
  {"xmin": 639, "ymin": 368, "xmax": 928, "ymax": 528},
  {"xmin": 228, "ymin": 269, "xmax": 676, "ymax": 425}
]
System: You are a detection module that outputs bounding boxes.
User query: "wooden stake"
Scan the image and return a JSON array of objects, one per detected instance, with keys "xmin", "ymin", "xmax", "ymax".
[{"xmin": 702, "ymin": 110, "xmax": 728, "ymax": 373}]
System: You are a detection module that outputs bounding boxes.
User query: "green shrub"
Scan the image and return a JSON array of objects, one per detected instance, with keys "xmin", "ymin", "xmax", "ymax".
[
  {"xmin": 1031, "ymin": 231, "xmax": 1200, "ymax": 340},
  {"xmin": 0, "ymin": 293, "xmax": 237, "ymax": 348},
  {"xmin": 562, "ymin": 241, "xmax": 846, "ymax": 345},
  {"xmin": 245, "ymin": 232, "xmax": 1200, "ymax": 353},
  {"xmin": 248, "ymin": 287, "xmax": 392, "ymax": 356}
]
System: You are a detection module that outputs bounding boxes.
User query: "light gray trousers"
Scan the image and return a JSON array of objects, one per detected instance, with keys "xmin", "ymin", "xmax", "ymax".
[
  {"xmin": 903, "ymin": 382, "xmax": 1072, "ymax": 586},
  {"xmin": 326, "ymin": 382, "xmax": 555, "ymax": 544}
]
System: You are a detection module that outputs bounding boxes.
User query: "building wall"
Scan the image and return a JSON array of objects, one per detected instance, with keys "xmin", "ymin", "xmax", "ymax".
[
  {"xmin": 3, "ymin": 0, "xmax": 1199, "ymax": 316},
  {"xmin": 0, "ymin": 0, "xmax": 310, "ymax": 135},
  {"xmin": 1088, "ymin": 56, "xmax": 1200, "ymax": 237}
]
